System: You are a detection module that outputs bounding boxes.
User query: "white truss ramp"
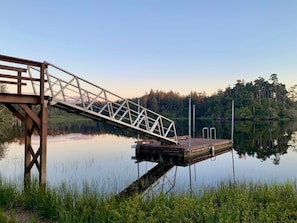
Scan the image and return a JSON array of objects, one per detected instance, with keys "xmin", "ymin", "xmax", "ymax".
[{"xmin": 27, "ymin": 62, "xmax": 178, "ymax": 144}]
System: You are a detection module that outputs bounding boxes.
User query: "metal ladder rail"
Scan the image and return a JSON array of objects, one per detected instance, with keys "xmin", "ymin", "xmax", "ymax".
[{"xmin": 202, "ymin": 126, "xmax": 217, "ymax": 139}]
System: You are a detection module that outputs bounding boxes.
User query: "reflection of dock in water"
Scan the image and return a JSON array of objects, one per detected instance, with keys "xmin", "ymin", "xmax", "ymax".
[{"xmin": 119, "ymin": 136, "xmax": 232, "ymax": 197}]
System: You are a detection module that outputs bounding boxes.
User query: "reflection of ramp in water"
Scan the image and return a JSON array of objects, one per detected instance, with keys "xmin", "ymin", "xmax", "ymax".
[
  {"xmin": 119, "ymin": 163, "xmax": 174, "ymax": 197},
  {"xmin": 143, "ymin": 166, "xmax": 178, "ymax": 197}
]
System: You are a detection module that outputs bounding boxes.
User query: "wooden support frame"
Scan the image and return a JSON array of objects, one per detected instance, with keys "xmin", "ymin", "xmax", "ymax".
[
  {"xmin": 3, "ymin": 101, "xmax": 48, "ymax": 185},
  {"xmin": 0, "ymin": 55, "xmax": 48, "ymax": 185}
]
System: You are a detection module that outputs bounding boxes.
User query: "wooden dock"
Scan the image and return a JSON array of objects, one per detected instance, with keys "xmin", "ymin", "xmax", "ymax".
[
  {"xmin": 135, "ymin": 136, "xmax": 233, "ymax": 166},
  {"xmin": 120, "ymin": 137, "xmax": 232, "ymax": 197}
]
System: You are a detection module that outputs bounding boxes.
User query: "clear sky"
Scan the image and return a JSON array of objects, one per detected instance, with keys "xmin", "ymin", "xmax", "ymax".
[{"xmin": 1, "ymin": 0, "xmax": 296, "ymax": 98}]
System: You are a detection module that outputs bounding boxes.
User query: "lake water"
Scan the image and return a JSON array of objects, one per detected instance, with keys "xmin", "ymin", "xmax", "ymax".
[{"xmin": 0, "ymin": 119, "xmax": 297, "ymax": 195}]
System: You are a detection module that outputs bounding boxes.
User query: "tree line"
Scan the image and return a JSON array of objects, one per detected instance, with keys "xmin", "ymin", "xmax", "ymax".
[
  {"xmin": 132, "ymin": 74, "xmax": 297, "ymax": 120},
  {"xmin": 1, "ymin": 74, "xmax": 296, "ymax": 120}
]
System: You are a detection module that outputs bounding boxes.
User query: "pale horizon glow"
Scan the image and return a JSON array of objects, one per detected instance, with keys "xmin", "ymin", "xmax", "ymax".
[{"xmin": 1, "ymin": 0, "xmax": 296, "ymax": 98}]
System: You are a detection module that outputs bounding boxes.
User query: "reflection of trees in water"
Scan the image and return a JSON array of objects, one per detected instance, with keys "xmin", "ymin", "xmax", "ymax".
[
  {"xmin": 0, "ymin": 123, "xmax": 23, "ymax": 160},
  {"xmin": 0, "ymin": 118, "xmax": 139, "ymax": 159},
  {"xmin": 0, "ymin": 142, "xmax": 8, "ymax": 160},
  {"xmin": 233, "ymin": 121, "xmax": 297, "ymax": 164},
  {"xmin": 2, "ymin": 116, "xmax": 297, "ymax": 165},
  {"xmin": 288, "ymin": 131, "xmax": 297, "ymax": 152},
  {"xmin": 158, "ymin": 119, "xmax": 296, "ymax": 166},
  {"xmin": 47, "ymin": 119, "xmax": 138, "ymax": 138},
  {"xmin": 174, "ymin": 119, "xmax": 232, "ymax": 139}
]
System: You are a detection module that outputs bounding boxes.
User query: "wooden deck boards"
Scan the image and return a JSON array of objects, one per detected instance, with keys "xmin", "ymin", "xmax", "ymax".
[{"xmin": 135, "ymin": 136, "xmax": 233, "ymax": 166}]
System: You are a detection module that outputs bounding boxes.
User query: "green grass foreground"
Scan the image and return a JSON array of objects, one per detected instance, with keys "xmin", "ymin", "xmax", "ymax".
[{"xmin": 1, "ymin": 180, "xmax": 297, "ymax": 223}]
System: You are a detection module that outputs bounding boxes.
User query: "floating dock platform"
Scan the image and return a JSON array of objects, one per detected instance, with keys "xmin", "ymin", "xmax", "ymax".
[
  {"xmin": 135, "ymin": 136, "xmax": 233, "ymax": 166},
  {"xmin": 120, "ymin": 137, "xmax": 232, "ymax": 196}
]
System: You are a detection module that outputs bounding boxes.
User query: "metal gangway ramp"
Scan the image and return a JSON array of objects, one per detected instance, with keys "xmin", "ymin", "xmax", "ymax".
[{"xmin": 0, "ymin": 55, "xmax": 177, "ymax": 144}]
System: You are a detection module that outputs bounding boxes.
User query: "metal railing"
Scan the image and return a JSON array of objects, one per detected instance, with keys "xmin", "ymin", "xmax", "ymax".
[{"xmin": 27, "ymin": 62, "xmax": 178, "ymax": 144}]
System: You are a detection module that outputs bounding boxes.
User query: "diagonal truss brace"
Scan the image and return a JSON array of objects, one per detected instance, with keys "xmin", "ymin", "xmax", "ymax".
[{"xmin": 3, "ymin": 102, "xmax": 48, "ymax": 185}]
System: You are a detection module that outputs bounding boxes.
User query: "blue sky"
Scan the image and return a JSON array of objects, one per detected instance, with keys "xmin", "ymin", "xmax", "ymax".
[{"xmin": 1, "ymin": 0, "xmax": 296, "ymax": 98}]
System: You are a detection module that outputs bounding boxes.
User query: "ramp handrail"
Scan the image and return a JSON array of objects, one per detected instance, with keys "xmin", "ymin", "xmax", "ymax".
[{"xmin": 27, "ymin": 62, "xmax": 178, "ymax": 144}]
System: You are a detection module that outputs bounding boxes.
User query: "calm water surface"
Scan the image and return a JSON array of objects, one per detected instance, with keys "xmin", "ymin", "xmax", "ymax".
[{"xmin": 0, "ymin": 120, "xmax": 296, "ymax": 195}]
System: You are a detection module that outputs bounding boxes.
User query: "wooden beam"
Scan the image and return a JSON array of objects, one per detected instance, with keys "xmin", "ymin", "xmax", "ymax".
[
  {"xmin": 0, "ymin": 54, "xmax": 43, "ymax": 67},
  {"xmin": 2, "ymin": 103, "xmax": 25, "ymax": 122},
  {"xmin": 0, "ymin": 73, "xmax": 47, "ymax": 82},
  {"xmin": 0, "ymin": 73, "xmax": 21, "ymax": 79},
  {"xmin": 26, "ymin": 148, "xmax": 41, "ymax": 173},
  {"xmin": 0, "ymin": 64, "xmax": 27, "ymax": 72},
  {"xmin": 0, "ymin": 94, "xmax": 42, "ymax": 104},
  {"xmin": 20, "ymin": 104, "xmax": 41, "ymax": 126},
  {"xmin": 0, "ymin": 80, "xmax": 27, "ymax": 85}
]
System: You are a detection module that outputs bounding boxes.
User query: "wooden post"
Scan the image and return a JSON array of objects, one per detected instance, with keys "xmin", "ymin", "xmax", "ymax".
[
  {"xmin": 39, "ymin": 101, "xmax": 48, "ymax": 184},
  {"xmin": 17, "ymin": 71, "xmax": 22, "ymax": 94},
  {"xmin": 39, "ymin": 63, "xmax": 48, "ymax": 185},
  {"xmin": 24, "ymin": 107, "xmax": 33, "ymax": 184}
]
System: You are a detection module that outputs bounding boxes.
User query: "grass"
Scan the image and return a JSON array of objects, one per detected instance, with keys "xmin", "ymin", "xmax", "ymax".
[{"xmin": 0, "ymin": 179, "xmax": 297, "ymax": 222}]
